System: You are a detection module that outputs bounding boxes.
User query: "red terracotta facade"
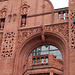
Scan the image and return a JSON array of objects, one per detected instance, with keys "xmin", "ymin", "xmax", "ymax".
[{"xmin": 0, "ymin": 0, "xmax": 75, "ymax": 75}]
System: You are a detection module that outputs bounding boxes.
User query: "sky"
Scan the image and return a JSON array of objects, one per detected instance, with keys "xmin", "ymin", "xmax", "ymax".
[{"xmin": 50, "ymin": 0, "xmax": 69, "ymax": 9}]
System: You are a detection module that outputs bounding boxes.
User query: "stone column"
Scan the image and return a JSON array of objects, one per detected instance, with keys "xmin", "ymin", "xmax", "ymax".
[
  {"xmin": 60, "ymin": 11, "xmax": 63, "ymax": 21},
  {"xmin": 65, "ymin": 11, "xmax": 68, "ymax": 21}
]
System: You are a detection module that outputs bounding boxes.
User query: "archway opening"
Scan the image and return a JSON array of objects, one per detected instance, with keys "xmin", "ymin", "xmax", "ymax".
[
  {"xmin": 26, "ymin": 44, "xmax": 63, "ymax": 75},
  {"xmin": 16, "ymin": 32, "xmax": 67, "ymax": 75},
  {"xmin": 29, "ymin": 44, "xmax": 62, "ymax": 60}
]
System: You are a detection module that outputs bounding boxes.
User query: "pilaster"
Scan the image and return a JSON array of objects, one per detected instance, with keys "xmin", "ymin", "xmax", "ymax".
[{"xmin": 69, "ymin": 0, "xmax": 75, "ymax": 75}]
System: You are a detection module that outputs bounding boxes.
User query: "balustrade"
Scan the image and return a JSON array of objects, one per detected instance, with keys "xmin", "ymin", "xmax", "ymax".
[
  {"xmin": 32, "ymin": 55, "xmax": 48, "ymax": 68},
  {"xmin": 58, "ymin": 10, "xmax": 69, "ymax": 21},
  {"xmin": 27, "ymin": 54, "xmax": 63, "ymax": 70},
  {"xmin": 20, "ymin": 8, "xmax": 69, "ymax": 28}
]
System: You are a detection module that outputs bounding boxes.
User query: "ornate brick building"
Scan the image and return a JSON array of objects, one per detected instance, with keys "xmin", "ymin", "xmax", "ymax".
[{"xmin": 0, "ymin": 0, "xmax": 75, "ymax": 75}]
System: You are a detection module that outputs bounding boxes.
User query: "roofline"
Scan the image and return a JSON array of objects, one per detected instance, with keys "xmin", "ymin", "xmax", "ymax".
[{"xmin": 55, "ymin": 7, "xmax": 68, "ymax": 10}]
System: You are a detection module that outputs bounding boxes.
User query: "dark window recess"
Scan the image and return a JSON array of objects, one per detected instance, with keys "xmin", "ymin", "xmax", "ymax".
[
  {"xmin": 0, "ymin": 18, "xmax": 5, "ymax": 28},
  {"xmin": 54, "ymin": 73, "xmax": 58, "ymax": 75},
  {"xmin": 54, "ymin": 73, "xmax": 56, "ymax": 75},
  {"xmin": 58, "ymin": 12, "xmax": 61, "ymax": 19},
  {"xmin": 1, "ymin": 18, "xmax": 5, "ymax": 22},
  {"xmin": 21, "ymin": 15, "xmax": 27, "ymax": 27},
  {"xmin": 33, "ymin": 58, "xmax": 36, "ymax": 64},
  {"xmin": 73, "ymin": 19, "xmax": 75, "ymax": 26}
]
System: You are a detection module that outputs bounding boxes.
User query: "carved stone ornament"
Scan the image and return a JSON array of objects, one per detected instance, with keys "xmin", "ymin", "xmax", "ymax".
[
  {"xmin": 0, "ymin": 6, "xmax": 7, "ymax": 18},
  {"xmin": 21, "ymin": 2, "xmax": 30, "ymax": 15},
  {"xmin": 70, "ymin": 10, "xmax": 75, "ymax": 50},
  {"xmin": 1, "ymin": 32, "xmax": 15, "ymax": 57},
  {"xmin": 17, "ymin": 24, "xmax": 69, "ymax": 48}
]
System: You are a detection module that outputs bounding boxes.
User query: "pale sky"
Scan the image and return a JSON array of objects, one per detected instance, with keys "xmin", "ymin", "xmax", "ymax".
[{"xmin": 50, "ymin": 0, "xmax": 69, "ymax": 9}]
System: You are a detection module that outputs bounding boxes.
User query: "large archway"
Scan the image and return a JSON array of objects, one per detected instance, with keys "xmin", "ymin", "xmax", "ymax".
[{"xmin": 13, "ymin": 32, "xmax": 68, "ymax": 75}]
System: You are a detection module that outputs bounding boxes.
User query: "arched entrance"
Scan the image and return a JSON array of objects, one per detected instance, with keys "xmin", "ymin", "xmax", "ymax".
[{"xmin": 13, "ymin": 32, "xmax": 68, "ymax": 75}]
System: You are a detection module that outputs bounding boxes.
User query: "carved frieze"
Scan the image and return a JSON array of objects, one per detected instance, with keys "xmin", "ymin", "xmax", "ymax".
[
  {"xmin": 44, "ymin": 24, "xmax": 69, "ymax": 41},
  {"xmin": 18, "ymin": 27, "xmax": 41, "ymax": 44},
  {"xmin": 58, "ymin": 24, "xmax": 69, "ymax": 41},
  {"xmin": 17, "ymin": 24, "xmax": 69, "ymax": 47}
]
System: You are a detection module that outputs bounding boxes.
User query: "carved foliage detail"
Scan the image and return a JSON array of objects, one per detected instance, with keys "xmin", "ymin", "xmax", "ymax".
[
  {"xmin": 18, "ymin": 28, "xmax": 41, "ymax": 44},
  {"xmin": 58, "ymin": 24, "xmax": 69, "ymax": 41},
  {"xmin": 1, "ymin": 32, "xmax": 15, "ymax": 57},
  {"xmin": 70, "ymin": 10, "xmax": 75, "ymax": 50},
  {"xmin": 18, "ymin": 24, "xmax": 69, "ymax": 47},
  {"xmin": 45, "ymin": 24, "xmax": 69, "ymax": 41}
]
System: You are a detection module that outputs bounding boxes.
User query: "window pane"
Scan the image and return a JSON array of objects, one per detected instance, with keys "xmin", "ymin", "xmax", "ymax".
[
  {"xmin": 56, "ymin": 56, "xmax": 62, "ymax": 59},
  {"xmin": 41, "ymin": 51, "xmax": 49, "ymax": 55},
  {"xmin": 50, "ymin": 45, "xmax": 58, "ymax": 50},
  {"xmin": 37, "ymin": 47, "xmax": 41, "ymax": 51},
  {"xmin": 41, "ymin": 45, "xmax": 49, "ymax": 51},
  {"xmin": 37, "ymin": 58, "xmax": 40, "ymax": 63},
  {"xmin": 41, "ymin": 58, "xmax": 44, "ymax": 63},
  {"xmin": 46, "ymin": 57, "xmax": 48, "ymax": 63},
  {"xmin": 32, "ymin": 53, "xmax": 35, "ymax": 56},
  {"xmin": 29, "ymin": 45, "xmax": 62, "ymax": 60}
]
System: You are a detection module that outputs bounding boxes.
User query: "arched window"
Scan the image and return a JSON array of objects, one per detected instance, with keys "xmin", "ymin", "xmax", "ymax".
[{"xmin": 29, "ymin": 45, "xmax": 62, "ymax": 60}]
